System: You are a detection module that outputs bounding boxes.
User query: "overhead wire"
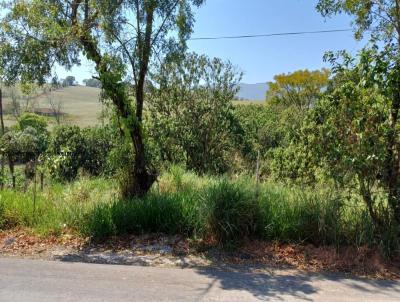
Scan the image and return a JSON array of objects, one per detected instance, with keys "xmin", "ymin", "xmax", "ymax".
[{"xmin": 189, "ymin": 29, "xmax": 353, "ymax": 41}]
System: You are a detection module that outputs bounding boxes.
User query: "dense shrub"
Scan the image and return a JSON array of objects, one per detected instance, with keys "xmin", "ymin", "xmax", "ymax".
[
  {"xmin": 81, "ymin": 127, "xmax": 115, "ymax": 176},
  {"xmin": 47, "ymin": 125, "xmax": 115, "ymax": 181},
  {"xmin": 18, "ymin": 113, "xmax": 48, "ymax": 133},
  {"xmin": 47, "ymin": 125, "xmax": 86, "ymax": 181},
  {"xmin": 148, "ymin": 53, "xmax": 244, "ymax": 175}
]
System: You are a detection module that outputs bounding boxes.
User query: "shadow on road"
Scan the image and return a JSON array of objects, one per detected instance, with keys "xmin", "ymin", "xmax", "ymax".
[
  {"xmin": 50, "ymin": 239, "xmax": 400, "ymax": 301},
  {"xmin": 195, "ymin": 266, "xmax": 317, "ymax": 301},
  {"xmin": 194, "ymin": 266, "xmax": 400, "ymax": 301}
]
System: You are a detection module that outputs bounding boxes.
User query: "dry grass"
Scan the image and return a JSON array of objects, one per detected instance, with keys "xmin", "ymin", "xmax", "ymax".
[
  {"xmin": 3, "ymin": 86, "xmax": 104, "ymax": 128},
  {"xmin": 2, "ymin": 85, "xmax": 262, "ymax": 127},
  {"xmin": 232, "ymin": 99, "xmax": 265, "ymax": 105}
]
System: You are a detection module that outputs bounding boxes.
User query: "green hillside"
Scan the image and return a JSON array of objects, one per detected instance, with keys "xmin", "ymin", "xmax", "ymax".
[
  {"xmin": 2, "ymin": 85, "xmax": 264, "ymax": 128},
  {"xmin": 3, "ymin": 86, "xmax": 104, "ymax": 128}
]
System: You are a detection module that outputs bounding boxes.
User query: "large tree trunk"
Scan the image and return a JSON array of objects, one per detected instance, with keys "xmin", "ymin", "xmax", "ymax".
[
  {"xmin": 360, "ymin": 177, "xmax": 383, "ymax": 228},
  {"xmin": 123, "ymin": 2, "xmax": 157, "ymax": 198},
  {"xmin": 74, "ymin": 1, "xmax": 157, "ymax": 198},
  {"xmin": 79, "ymin": 42, "xmax": 157, "ymax": 198}
]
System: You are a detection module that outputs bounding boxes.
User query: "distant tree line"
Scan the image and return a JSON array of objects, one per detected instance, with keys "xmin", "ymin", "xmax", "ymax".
[{"xmin": 83, "ymin": 78, "xmax": 101, "ymax": 88}]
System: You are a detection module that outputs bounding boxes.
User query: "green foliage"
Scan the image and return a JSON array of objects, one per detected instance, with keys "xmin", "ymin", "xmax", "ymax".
[
  {"xmin": 63, "ymin": 76, "xmax": 75, "ymax": 87},
  {"xmin": 47, "ymin": 125, "xmax": 86, "ymax": 181},
  {"xmin": 234, "ymin": 104, "xmax": 282, "ymax": 152},
  {"xmin": 1, "ymin": 0, "xmax": 206, "ymax": 197},
  {"xmin": 260, "ymin": 184, "xmax": 350, "ymax": 245},
  {"xmin": 0, "ymin": 126, "xmax": 48, "ymax": 163},
  {"xmin": 269, "ymin": 143, "xmax": 317, "ymax": 184},
  {"xmin": 316, "ymin": 0, "xmax": 400, "ymax": 43},
  {"xmin": 306, "ymin": 82, "xmax": 389, "ymax": 185},
  {"xmin": 0, "ymin": 177, "xmax": 115, "ymax": 234},
  {"xmin": 149, "ymin": 52, "xmax": 243, "ymax": 174},
  {"xmin": 267, "ymin": 69, "xmax": 330, "ymax": 110},
  {"xmin": 0, "ymin": 173, "xmax": 388, "ymax": 250},
  {"xmin": 17, "ymin": 112, "xmax": 47, "ymax": 133},
  {"xmin": 83, "ymin": 78, "xmax": 101, "ymax": 88},
  {"xmin": 202, "ymin": 179, "xmax": 262, "ymax": 245},
  {"xmin": 231, "ymin": 69, "xmax": 330, "ymax": 179},
  {"xmin": 233, "ymin": 104, "xmax": 284, "ymax": 174},
  {"xmin": 47, "ymin": 125, "xmax": 116, "ymax": 181},
  {"xmin": 81, "ymin": 126, "xmax": 115, "ymax": 176}
]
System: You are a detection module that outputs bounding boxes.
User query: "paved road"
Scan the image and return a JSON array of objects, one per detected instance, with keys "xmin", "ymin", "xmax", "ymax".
[{"xmin": 0, "ymin": 258, "xmax": 399, "ymax": 301}]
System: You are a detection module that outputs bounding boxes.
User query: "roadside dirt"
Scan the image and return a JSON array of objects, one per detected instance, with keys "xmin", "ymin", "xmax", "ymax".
[{"xmin": 1, "ymin": 229, "xmax": 399, "ymax": 280}]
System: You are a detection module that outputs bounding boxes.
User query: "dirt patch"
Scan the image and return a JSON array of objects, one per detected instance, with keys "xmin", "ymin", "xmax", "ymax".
[
  {"xmin": 0, "ymin": 229, "xmax": 84, "ymax": 259},
  {"xmin": 218, "ymin": 241, "xmax": 400, "ymax": 280},
  {"xmin": 1, "ymin": 229, "xmax": 399, "ymax": 279}
]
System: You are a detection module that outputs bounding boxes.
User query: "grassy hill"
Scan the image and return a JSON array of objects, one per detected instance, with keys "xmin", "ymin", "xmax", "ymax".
[
  {"xmin": 3, "ymin": 86, "xmax": 104, "ymax": 128},
  {"xmin": 37, "ymin": 86, "xmax": 104, "ymax": 127},
  {"xmin": 2, "ymin": 85, "xmax": 264, "ymax": 128},
  {"xmin": 233, "ymin": 99, "xmax": 264, "ymax": 105}
]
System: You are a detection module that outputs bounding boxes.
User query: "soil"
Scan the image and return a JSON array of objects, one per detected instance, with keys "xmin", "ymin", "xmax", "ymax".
[{"xmin": 1, "ymin": 228, "xmax": 399, "ymax": 280}]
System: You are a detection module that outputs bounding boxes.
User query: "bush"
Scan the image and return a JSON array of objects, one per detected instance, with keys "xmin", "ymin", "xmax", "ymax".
[
  {"xmin": 18, "ymin": 113, "xmax": 48, "ymax": 133},
  {"xmin": 47, "ymin": 126, "xmax": 115, "ymax": 181},
  {"xmin": 47, "ymin": 125, "xmax": 85, "ymax": 181},
  {"xmin": 81, "ymin": 127, "xmax": 115, "ymax": 176}
]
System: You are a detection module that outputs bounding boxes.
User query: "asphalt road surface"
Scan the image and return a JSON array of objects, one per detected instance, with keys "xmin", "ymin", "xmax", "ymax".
[{"xmin": 0, "ymin": 258, "xmax": 399, "ymax": 301}]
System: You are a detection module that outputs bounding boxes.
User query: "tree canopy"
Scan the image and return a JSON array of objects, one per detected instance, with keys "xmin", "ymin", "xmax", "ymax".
[
  {"xmin": 0, "ymin": 0, "xmax": 205, "ymax": 197},
  {"xmin": 317, "ymin": 0, "xmax": 400, "ymax": 44}
]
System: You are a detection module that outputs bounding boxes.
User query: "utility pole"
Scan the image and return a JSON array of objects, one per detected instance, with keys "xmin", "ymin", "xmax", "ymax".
[{"xmin": 0, "ymin": 86, "xmax": 5, "ymax": 190}]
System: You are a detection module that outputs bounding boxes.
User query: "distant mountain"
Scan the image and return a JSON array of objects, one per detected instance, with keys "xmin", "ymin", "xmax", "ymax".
[{"xmin": 236, "ymin": 83, "xmax": 268, "ymax": 101}]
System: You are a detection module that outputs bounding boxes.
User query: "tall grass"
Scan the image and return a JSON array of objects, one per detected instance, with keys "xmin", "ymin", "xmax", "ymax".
[
  {"xmin": 0, "ymin": 177, "xmax": 116, "ymax": 235},
  {"xmin": 0, "ymin": 167, "xmax": 390, "ymax": 250}
]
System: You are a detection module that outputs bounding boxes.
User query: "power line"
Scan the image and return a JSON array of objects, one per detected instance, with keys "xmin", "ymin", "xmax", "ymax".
[{"xmin": 189, "ymin": 29, "xmax": 353, "ymax": 41}]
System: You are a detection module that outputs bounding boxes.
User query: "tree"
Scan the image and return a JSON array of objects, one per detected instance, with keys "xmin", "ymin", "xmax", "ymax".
[
  {"xmin": 9, "ymin": 86, "xmax": 21, "ymax": 118},
  {"xmin": 83, "ymin": 78, "xmax": 101, "ymax": 88},
  {"xmin": 46, "ymin": 125, "xmax": 115, "ymax": 181},
  {"xmin": 262, "ymin": 69, "xmax": 330, "ymax": 181},
  {"xmin": 267, "ymin": 69, "xmax": 330, "ymax": 110},
  {"xmin": 149, "ymin": 53, "xmax": 243, "ymax": 174},
  {"xmin": 47, "ymin": 125, "xmax": 86, "ymax": 182},
  {"xmin": 18, "ymin": 113, "xmax": 48, "ymax": 134},
  {"xmin": 265, "ymin": 69, "xmax": 330, "ymax": 144},
  {"xmin": 316, "ymin": 0, "xmax": 400, "ymax": 45},
  {"xmin": 63, "ymin": 76, "xmax": 76, "ymax": 87},
  {"xmin": 0, "ymin": 126, "xmax": 47, "ymax": 189},
  {"xmin": 0, "ymin": 0, "xmax": 205, "ymax": 197},
  {"xmin": 316, "ymin": 0, "xmax": 400, "ymax": 225},
  {"xmin": 303, "ymin": 46, "xmax": 400, "ymax": 229},
  {"xmin": 51, "ymin": 76, "xmax": 61, "ymax": 90},
  {"xmin": 234, "ymin": 104, "xmax": 284, "ymax": 174},
  {"xmin": 47, "ymin": 93, "xmax": 64, "ymax": 125},
  {"xmin": 20, "ymin": 83, "xmax": 38, "ymax": 112}
]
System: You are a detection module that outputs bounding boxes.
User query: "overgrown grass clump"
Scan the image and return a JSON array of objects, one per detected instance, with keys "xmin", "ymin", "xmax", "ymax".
[{"xmin": 0, "ymin": 167, "xmax": 386, "ymax": 250}]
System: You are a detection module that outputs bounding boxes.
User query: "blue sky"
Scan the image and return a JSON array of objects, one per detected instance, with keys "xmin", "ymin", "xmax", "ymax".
[{"xmin": 57, "ymin": 0, "xmax": 366, "ymax": 84}]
